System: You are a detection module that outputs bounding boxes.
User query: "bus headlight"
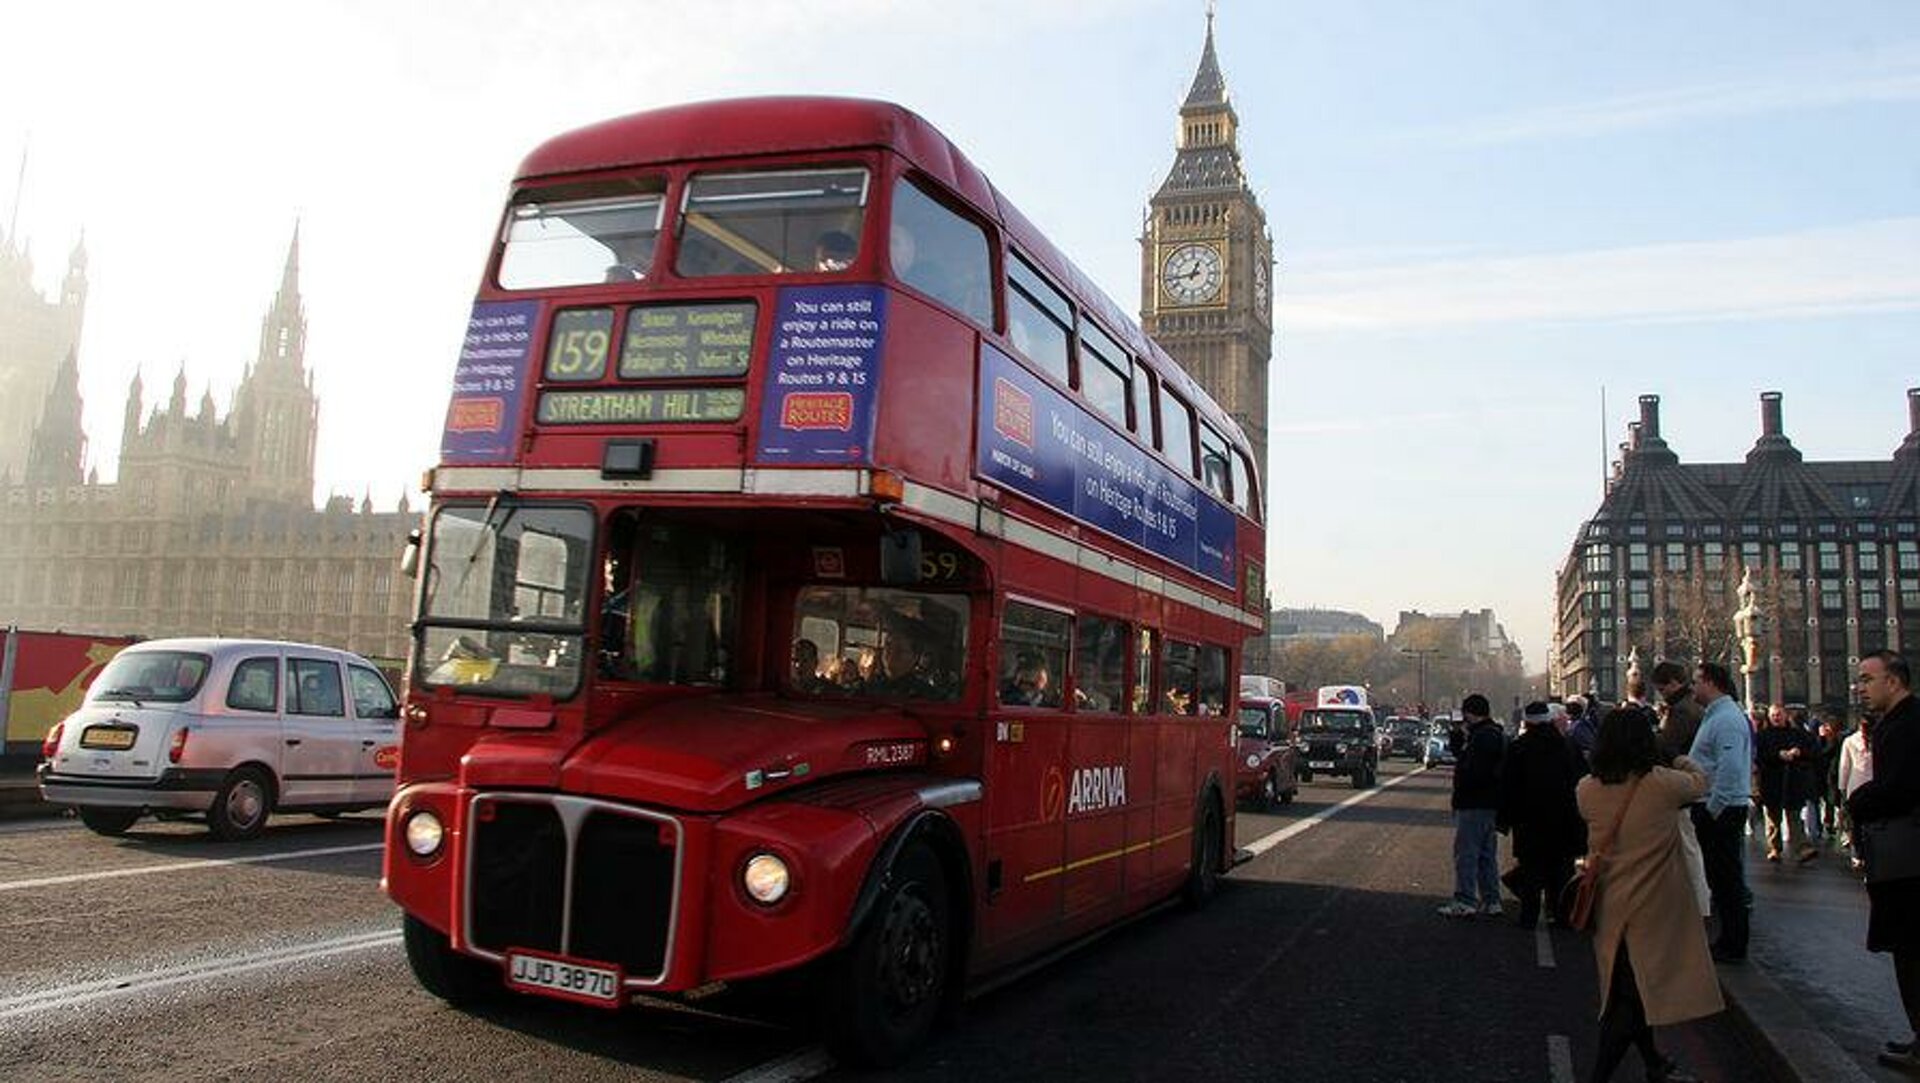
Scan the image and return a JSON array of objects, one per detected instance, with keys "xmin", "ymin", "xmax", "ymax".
[
  {"xmin": 742, "ymin": 852, "xmax": 791, "ymax": 905},
  {"xmin": 404, "ymin": 810, "xmax": 445, "ymax": 857}
]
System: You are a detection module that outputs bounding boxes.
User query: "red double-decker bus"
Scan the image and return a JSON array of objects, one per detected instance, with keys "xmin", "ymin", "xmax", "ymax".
[{"xmin": 384, "ymin": 96, "xmax": 1266, "ymax": 1065}]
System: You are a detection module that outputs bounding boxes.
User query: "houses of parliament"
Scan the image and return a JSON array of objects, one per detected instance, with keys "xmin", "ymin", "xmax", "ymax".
[{"xmin": 0, "ymin": 227, "xmax": 415, "ymax": 663}]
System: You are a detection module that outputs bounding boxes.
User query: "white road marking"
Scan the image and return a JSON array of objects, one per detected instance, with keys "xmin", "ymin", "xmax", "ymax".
[
  {"xmin": 1536, "ymin": 923, "xmax": 1556, "ymax": 968},
  {"xmin": 1240, "ymin": 766, "xmax": 1424, "ymax": 858},
  {"xmin": 1547, "ymin": 1034, "xmax": 1575, "ymax": 1082},
  {"xmin": 718, "ymin": 1046, "xmax": 836, "ymax": 1083},
  {"xmin": 0, "ymin": 930, "xmax": 402, "ymax": 1021},
  {"xmin": 0, "ymin": 842, "xmax": 383, "ymax": 893}
]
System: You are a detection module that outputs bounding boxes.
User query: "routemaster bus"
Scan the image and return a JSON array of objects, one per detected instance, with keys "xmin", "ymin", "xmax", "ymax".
[{"xmin": 384, "ymin": 96, "xmax": 1267, "ymax": 1066}]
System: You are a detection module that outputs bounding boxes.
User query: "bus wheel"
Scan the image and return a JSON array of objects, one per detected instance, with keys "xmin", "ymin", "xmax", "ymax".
[
  {"xmin": 78, "ymin": 807, "xmax": 141, "ymax": 836},
  {"xmin": 1183, "ymin": 798, "xmax": 1222, "ymax": 909},
  {"xmin": 826, "ymin": 843, "xmax": 951, "ymax": 1067},
  {"xmin": 403, "ymin": 914, "xmax": 500, "ymax": 1006},
  {"xmin": 208, "ymin": 767, "xmax": 273, "ymax": 841}
]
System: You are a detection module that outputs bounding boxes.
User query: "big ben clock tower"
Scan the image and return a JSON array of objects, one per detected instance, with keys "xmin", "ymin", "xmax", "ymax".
[
  {"xmin": 1142, "ymin": 11, "xmax": 1275, "ymax": 668},
  {"xmin": 1141, "ymin": 12, "xmax": 1273, "ymax": 501}
]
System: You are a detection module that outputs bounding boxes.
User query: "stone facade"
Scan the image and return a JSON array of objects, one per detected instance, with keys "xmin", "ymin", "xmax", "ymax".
[
  {"xmin": 0, "ymin": 230, "xmax": 87, "ymax": 482},
  {"xmin": 0, "ymin": 228, "xmax": 417, "ymax": 664},
  {"xmin": 1553, "ymin": 391, "xmax": 1920, "ymax": 715}
]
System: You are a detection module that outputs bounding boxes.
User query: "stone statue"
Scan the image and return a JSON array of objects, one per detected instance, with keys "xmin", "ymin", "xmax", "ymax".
[
  {"xmin": 1733, "ymin": 564, "xmax": 1761, "ymax": 674},
  {"xmin": 1626, "ymin": 646, "xmax": 1642, "ymax": 695}
]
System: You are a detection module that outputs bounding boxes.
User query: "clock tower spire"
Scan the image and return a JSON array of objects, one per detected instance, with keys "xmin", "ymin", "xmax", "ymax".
[{"xmin": 1141, "ymin": 10, "xmax": 1275, "ymax": 667}]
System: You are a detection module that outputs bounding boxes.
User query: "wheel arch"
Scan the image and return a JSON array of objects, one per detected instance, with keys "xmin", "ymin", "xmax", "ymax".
[{"xmin": 841, "ymin": 807, "xmax": 975, "ymax": 1013}]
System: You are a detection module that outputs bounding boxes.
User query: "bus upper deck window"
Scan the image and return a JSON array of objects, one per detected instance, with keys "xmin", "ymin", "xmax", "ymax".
[
  {"xmin": 498, "ymin": 179, "xmax": 667, "ymax": 289},
  {"xmin": 676, "ymin": 167, "xmax": 869, "ymax": 278}
]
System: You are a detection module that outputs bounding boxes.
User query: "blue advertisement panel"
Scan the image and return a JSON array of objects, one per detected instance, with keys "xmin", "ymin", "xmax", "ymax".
[
  {"xmin": 975, "ymin": 345, "xmax": 1236, "ymax": 587},
  {"xmin": 441, "ymin": 300, "xmax": 541, "ymax": 464},
  {"xmin": 754, "ymin": 285, "xmax": 887, "ymax": 464}
]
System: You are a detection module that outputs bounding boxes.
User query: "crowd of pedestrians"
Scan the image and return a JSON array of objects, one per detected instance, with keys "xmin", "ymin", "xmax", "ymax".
[{"xmin": 1429, "ymin": 649, "xmax": 1920, "ymax": 1080}]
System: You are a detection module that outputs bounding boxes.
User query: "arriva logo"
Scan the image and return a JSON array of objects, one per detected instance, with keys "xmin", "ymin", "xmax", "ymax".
[{"xmin": 1066, "ymin": 765, "xmax": 1127, "ymax": 814}]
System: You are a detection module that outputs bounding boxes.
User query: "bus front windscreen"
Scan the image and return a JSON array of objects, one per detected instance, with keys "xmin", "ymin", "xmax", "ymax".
[{"xmin": 418, "ymin": 503, "xmax": 594, "ymax": 698}]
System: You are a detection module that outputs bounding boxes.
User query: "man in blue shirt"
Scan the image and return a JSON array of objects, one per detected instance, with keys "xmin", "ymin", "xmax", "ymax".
[{"xmin": 1688, "ymin": 661, "xmax": 1754, "ymax": 962}]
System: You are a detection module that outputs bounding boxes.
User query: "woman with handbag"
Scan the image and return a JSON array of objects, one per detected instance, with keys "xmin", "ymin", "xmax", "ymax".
[
  {"xmin": 1577, "ymin": 705, "xmax": 1720, "ymax": 1083},
  {"xmin": 1844, "ymin": 650, "xmax": 1920, "ymax": 1072}
]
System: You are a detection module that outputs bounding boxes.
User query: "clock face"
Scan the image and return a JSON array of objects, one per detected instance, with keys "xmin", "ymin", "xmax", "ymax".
[
  {"xmin": 1161, "ymin": 243, "xmax": 1223, "ymax": 305},
  {"xmin": 1253, "ymin": 259, "xmax": 1269, "ymax": 309}
]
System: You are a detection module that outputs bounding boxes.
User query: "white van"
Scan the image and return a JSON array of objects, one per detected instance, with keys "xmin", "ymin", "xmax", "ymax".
[{"xmin": 38, "ymin": 638, "xmax": 400, "ymax": 840}]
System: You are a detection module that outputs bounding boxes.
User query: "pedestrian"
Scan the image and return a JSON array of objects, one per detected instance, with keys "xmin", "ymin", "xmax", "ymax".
[
  {"xmin": 1840, "ymin": 714, "xmax": 1874, "ymax": 872},
  {"xmin": 1805, "ymin": 707, "xmax": 1840, "ymax": 844},
  {"xmin": 1498, "ymin": 701, "xmax": 1585, "ymax": 928},
  {"xmin": 1843, "ymin": 651, "xmax": 1920, "ymax": 1072},
  {"xmin": 1578, "ymin": 705, "xmax": 1718, "ymax": 1083},
  {"xmin": 1755, "ymin": 703, "xmax": 1821, "ymax": 863},
  {"xmin": 1653, "ymin": 661, "xmax": 1704, "ymax": 765},
  {"xmin": 1688, "ymin": 661, "xmax": 1755, "ymax": 963},
  {"xmin": 1438, "ymin": 692, "xmax": 1507, "ymax": 918},
  {"xmin": 1568, "ymin": 694, "xmax": 1599, "ymax": 770}
]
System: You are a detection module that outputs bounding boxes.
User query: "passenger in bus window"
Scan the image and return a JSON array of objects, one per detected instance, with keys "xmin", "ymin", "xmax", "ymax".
[
  {"xmin": 869, "ymin": 619, "xmax": 938, "ymax": 698},
  {"xmin": 813, "ymin": 230, "xmax": 857, "ymax": 272},
  {"xmin": 1072, "ymin": 658, "xmax": 1113, "ymax": 712},
  {"xmin": 1000, "ymin": 652, "xmax": 1053, "ymax": 707},
  {"xmin": 602, "ymin": 230, "xmax": 656, "ymax": 283},
  {"xmin": 832, "ymin": 655, "xmax": 863, "ymax": 689},
  {"xmin": 791, "ymin": 639, "xmax": 830, "ymax": 693}
]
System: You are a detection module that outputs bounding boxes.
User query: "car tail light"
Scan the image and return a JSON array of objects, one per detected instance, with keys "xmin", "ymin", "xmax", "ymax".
[
  {"xmin": 169, "ymin": 727, "xmax": 191, "ymax": 764},
  {"xmin": 41, "ymin": 721, "xmax": 64, "ymax": 761}
]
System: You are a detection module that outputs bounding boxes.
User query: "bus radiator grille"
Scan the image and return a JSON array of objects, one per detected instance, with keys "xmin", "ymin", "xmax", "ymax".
[
  {"xmin": 568, "ymin": 810, "xmax": 675, "ymax": 978},
  {"xmin": 470, "ymin": 801, "xmax": 567, "ymax": 956}
]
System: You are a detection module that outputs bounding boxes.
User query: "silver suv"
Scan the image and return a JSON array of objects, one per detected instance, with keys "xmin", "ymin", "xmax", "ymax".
[{"xmin": 38, "ymin": 638, "xmax": 400, "ymax": 840}]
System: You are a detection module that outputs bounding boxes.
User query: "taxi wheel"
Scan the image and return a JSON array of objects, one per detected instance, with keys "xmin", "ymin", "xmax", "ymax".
[
  {"xmin": 825, "ymin": 843, "xmax": 952, "ymax": 1067},
  {"xmin": 403, "ymin": 914, "xmax": 499, "ymax": 1006},
  {"xmin": 1260, "ymin": 772, "xmax": 1281, "ymax": 811},
  {"xmin": 78, "ymin": 807, "xmax": 141, "ymax": 836},
  {"xmin": 209, "ymin": 767, "xmax": 273, "ymax": 841}
]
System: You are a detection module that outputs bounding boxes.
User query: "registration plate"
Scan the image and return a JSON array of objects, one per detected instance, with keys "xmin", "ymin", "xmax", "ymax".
[
  {"xmin": 79, "ymin": 725, "xmax": 138, "ymax": 751},
  {"xmin": 504, "ymin": 949, "xmax": 623, "ymax": 1008},
  {"xmin": 1309, "ymin": 761, "xmax": 1335, "ymax": 770}
]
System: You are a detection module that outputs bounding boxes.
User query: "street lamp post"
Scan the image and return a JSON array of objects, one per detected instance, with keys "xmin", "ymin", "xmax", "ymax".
[{"xmin": 1400, "ymin": 647, "xmax": 1442, "ymax": 716}]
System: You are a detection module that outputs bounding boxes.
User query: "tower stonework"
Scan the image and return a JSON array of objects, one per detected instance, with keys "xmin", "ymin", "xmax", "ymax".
[
  {"xmin": 1141, "ymin": 14, "xmax": 1276, "ymax": 671},
  {"xmin": 0, "ymin": 231, "xmax": 88, "ymax": 481}
]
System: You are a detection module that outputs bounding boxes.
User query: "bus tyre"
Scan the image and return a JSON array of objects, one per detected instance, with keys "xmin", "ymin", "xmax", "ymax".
[
  {"xmin": 826, "ymin": 842, "xmax": 952, "ymax": 1067},
  {"xmin": 1183, "ymin": 798, "xmax": 1222, "ymax": 910},
  {"xmin": 208, "ymin": 767, "xmax": 273, "ymax": 841},
  {"xmin": 403, "ymin": 914, "xmax": 500, "ymax": 1006},
  {"xmin": 78, "ymin": 807, "xmax": 141, "ymax": 836}
]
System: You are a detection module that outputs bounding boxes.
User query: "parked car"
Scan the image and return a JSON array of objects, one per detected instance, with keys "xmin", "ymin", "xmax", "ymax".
[
  {"xmin": 1297, "ymin": 705, "xmax": 1379, "ymax": 788},
  {"xmin": 38, "ymin": 638, "xmax": 401, "ymax": 839},
  {"xmin": 1235, "ymin": 695, "xmax": 1299, "ymax": 809}
]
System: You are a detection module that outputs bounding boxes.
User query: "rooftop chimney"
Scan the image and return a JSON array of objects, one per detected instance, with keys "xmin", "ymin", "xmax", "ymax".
[
  {"xmin": 1624, "ymin": 393, "xmax": 1678, "ymax": 466},
  {"xmin": 1627, "ymin": 423, "xmax": 1641, "ymax": 450},
  {"xmin": 1761, "ymin": 391, "xmax": 1784, "ymax": 436},
  {"xmin": 1900, "ymin": 387, "xmax": 1920, "ymax": 458},
  {"xmin": 1746, "ymin": 390, "xmax": 1801, "ymax": 464}
]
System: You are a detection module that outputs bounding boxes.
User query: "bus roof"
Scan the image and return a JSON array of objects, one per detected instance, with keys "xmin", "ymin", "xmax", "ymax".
[{"xmin": 515, "ymin": 96, "xmax": 1250, "ymax": 458}]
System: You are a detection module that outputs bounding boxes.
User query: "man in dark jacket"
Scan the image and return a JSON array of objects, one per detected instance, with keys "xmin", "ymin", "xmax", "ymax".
[
  {"xmin": 1654, "ymin": 660, "xmax": 1704, "ymax": 763},
  {"xmin": 1498, "ymin": 701, "xmax": 1586, "ymax": 928},
  {"xmin": 1439, "ymin": 693, "xmax": 1507, "ymax": 918},
  {"xmin": 1757, "ymin": 703, "xmax": 1821, "ymax": 863},
  {"xmin": 1847, "ymin": 651, "xmax": 1920, "ymax": 1072}
]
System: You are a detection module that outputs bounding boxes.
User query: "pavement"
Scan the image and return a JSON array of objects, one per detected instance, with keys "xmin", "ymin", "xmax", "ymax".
[{"xmin": 0, "ymin": 757, "xmax": 1907, "ymax": 1083}]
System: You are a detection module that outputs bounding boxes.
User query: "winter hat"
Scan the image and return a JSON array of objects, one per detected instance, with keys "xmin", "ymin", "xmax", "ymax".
[
  {"xmin": 1462, "ymin": 693, "xmax": 1491, "ymax": 717},
  {"xmin": 1522, "ymin": 701, "xmax": 1553, "ymax": 725}
]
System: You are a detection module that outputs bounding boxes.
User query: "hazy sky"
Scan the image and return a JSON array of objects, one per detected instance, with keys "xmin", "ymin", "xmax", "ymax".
[{"xmin": 4, "ymin": 0, "xmax": 1918, "ymax": 668}]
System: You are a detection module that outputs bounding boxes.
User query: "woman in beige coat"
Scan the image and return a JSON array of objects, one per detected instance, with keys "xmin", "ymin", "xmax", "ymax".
[{"xmin": 1577, "ymin": 705, "xmax": 1723, "ymax": 1083}]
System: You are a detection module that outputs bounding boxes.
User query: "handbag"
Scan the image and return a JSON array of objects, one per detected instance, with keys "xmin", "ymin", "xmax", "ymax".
[
  {"xmin": 1560, "ymin": 775, "xmax": 1644, "ymax": 933},
  {"xmin": 1858, "ymin": 811, "xmax": 1920, "ymax": 884}
]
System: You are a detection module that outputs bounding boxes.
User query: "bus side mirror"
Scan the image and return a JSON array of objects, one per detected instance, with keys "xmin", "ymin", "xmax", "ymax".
[
  {"xmin": 879, "ymin": 528, "xmax": 922, "ymax": 586},
  {"xmin": 399, "ymin": 529, "xmax": 422, "ymax": 579}
]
